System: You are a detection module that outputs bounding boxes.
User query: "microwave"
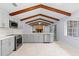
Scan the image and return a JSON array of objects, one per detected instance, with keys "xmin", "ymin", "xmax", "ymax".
[{"xmin": 9, "ymin": 20, "xmax": 18, "ymax": 28}]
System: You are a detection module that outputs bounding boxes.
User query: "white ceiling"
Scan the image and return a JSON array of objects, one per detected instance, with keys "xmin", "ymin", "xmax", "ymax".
[
  {"xmin": 0, "ymin": 3, "xmax": 79, "ymax": 23},
  {"xmin": 43, "ymin": 3, "xmax": 79, "ymax": 13}
]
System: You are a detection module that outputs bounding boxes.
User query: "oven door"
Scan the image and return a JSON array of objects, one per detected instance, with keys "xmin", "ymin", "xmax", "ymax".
[{"xmin": 14, "ymin": 35, "xmax": 22, "ymax": 51}]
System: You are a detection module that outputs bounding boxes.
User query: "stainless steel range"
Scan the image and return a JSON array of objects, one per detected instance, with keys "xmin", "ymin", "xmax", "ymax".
[
  {"xmin": 7, "ymin": 34, "xmax": 22, "ymax": 51},
  {"xmin": 14, "ymin": 35, "xmax": 22, "ymax": 51}
]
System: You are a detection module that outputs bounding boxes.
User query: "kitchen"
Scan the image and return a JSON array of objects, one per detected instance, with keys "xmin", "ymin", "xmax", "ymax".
[{"xmin": 0, "ymin": 3, "xmax": 79, "ymax": 56}]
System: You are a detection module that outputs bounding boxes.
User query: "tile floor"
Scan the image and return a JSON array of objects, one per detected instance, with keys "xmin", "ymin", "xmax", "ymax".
[{"xmin": 10, "ymin": 42, "xmax": 73, "ymax": 56}]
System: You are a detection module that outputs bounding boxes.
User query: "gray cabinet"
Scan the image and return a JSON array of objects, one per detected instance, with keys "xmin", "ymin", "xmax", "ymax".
[
  {"xmin": 2, "ymin": 38, "xmax": 9, "ymax": 56},
  {"xmin": 8, "ymin": 37, "xmax": 14, "ymax": 54},
  {"xmin": 0, "ymin": 40, "xmax": 1, "ymax": 56},
  {"xmin": 23, "ymin": 34, "xmax": 54, "ymax": 43},
  {"xmin": 23, "ymin": 34, "xmax": 34, "ymax": 43},
  {"xmin": 38, "ymin": 34, "xmax": 43, "ymax": 43},
  {"xmin": 44, "ymin": 34, "xmax": 50, "ymax": 43},
  {"xmin": 0, "ymin": 9, "xmax": 9, "ymax": 28},
  {"xmin": 29, "ymin": 34, "xmax": 34, "ymax": 42},
  {"xmin": 23, "ymin": 34, "xmax": 44, "ymax": 43},
  {"xmin": 50, "ymin": 34, "xmax": 54, "ymax": 42},
  {"xmin": 2, "ymin": 36, "xmax": 14, "ymax": 56},
  {"xmin": 33, "ymin": 34, "xmax": 39, "ymax": 42}
]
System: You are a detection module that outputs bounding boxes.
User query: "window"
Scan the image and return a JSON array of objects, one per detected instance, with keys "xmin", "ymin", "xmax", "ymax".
[{"xmin": 67, "ymin": 20, "xmax": 79, "ymax": 37}]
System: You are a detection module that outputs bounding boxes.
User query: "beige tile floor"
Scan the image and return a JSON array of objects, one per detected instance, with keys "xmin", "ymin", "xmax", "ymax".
[
  {"xmin": 56, "ymin": 41, "xmax": 79, "ymax": 56},
  {"xmin": 9, "ymin": 42, "xmax": 74, "ymax": 56}
]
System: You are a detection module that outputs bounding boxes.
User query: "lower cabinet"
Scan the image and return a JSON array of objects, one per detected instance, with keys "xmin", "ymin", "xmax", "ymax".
[
  {"xmin": 44, "ymin": 34, "xmax": 50, "ymax": 43},
  {"xmin": 1, "ymin": 36, "xmax": 14, "ymax": 56},
  {"xmin": 50, "ymin": 34, "xmax": 54, "ymax": 42},
  {"xmin": 23, "ymin": 34, "xmax": 54, "ymax": 43},
  {"xmin": 0, "ymin": 40, "xmax": 1, "ymax": 56},
  {"xmin": 23, "ymin": 34, "xmax": 44, "ymax": 43},
  {"xmin": 33, "ymin": 34, "xmax": 38, "ymax": 42},
  {"xmin": 23, "ymin": 34, "xmax": 34, "ymax": 43},
  {"xmin": 38, "ymin": 34, "xmax": 43, "ymax": 43}
]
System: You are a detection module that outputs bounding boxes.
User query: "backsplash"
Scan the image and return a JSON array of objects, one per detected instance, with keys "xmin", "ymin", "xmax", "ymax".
[{"xmin": 0, "ymin": 28, "xmax": 23, "ymax": 36}]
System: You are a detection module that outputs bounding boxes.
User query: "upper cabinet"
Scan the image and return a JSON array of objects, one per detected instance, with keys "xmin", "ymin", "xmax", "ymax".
[
  {"xmin": 0, "ymin": 9, "xmax": 9, "ymax": 28},
  {"xmin": 0, "ymin": 9, "xmax": 22, "ymax": 29}
]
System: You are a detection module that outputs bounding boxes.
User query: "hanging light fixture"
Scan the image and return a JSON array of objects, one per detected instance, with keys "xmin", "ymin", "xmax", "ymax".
[{"xmin": 38, "ymin": 22, "xmax": 42, "ymax": 25}]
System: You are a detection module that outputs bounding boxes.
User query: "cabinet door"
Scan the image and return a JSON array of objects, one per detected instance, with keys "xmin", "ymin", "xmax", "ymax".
[
  {"xmin": 2, "ymin": 36, "xmax": 14, "ymax": 56},
  {"xmin": 27, "ymin": 34, "xmax": 34, "ymax": 43},
  {"xmin": 33, "ymin": 34, "xmax": 39, "ymax": 42},
  {"xmin": 8, "ymin": 37, "xmax": 14, "ymax": 54},
  {"xmin": 23, "ymin": 34, "xmax": 28, "ymax": 43},
  {"xmin": 44, "ymin": 34, "xmax": 50, "ymax": 43},
  {"xmin": 50, "ymin": 34, "xmax": 54, "ymax": 42},
  {"xmin": 0, "ymin": 9, "xmax": 9, "ymax": 28},
  {"xmin": 33, "ymin": 34, "xmax": 43, "ymax": 43},
  {"xmin": 2, "ymin": 38, "xmax": 9, "ymax": 56},
  {"xmin": 0, "ymin": 10, "xmax": 3, "ymax": 27},
  {"xmin": 0, "ymin": 40, "xmax": 1, "ymax": 56},
  {"xmin": 2, "ymin": 11, "xmax": 9, "ymax": 28},
  {"xmin": 38, "ymin": 34, "xmax": 43, "ymax": 43},
  {"xmin": 23, "ymin": 34, "xmax": 34, "ymax": 43}
]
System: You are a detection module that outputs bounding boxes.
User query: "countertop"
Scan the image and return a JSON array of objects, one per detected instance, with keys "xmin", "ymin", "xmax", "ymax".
[
  {"xmin": 0, "ymin": 35, "xmax": 14, "ymax": 40},
  {"xmin": 0, "ymin": 33, "xmax": 54, "ymax": 40},
  {"xmin": 13, "ymin": 33, "xmax": 54, "ymax": 34}
]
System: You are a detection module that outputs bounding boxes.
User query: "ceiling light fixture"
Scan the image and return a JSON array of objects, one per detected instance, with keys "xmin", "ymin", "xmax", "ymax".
[{"xmin": 38, "ymin": 22, "xmax": 42, "ymax": 25}]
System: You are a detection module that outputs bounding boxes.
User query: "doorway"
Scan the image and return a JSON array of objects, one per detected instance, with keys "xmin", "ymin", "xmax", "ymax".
[{"xmin": 54, "ymin": 25, "xmax": 57, "ymax": 41}]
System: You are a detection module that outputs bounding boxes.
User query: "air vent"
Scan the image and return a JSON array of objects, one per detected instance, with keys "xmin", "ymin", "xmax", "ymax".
[{"xmin": 12, "ymin": 3, "xmax": 18, "ymax": 7}]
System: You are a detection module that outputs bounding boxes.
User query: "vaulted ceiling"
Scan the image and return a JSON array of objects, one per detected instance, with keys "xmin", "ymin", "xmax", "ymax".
[
  {"xmin": 0, "ymin": 3, "xmax": 79, "ymax": 26},
  {"xmin": 9, "ymin": 4, "xmax": 71, "ymax": 16}
]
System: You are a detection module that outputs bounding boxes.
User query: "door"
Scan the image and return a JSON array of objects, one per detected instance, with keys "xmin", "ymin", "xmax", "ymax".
[{"xmin": 54, "ymin": 25, "xmax": 57, "ymax": 41}]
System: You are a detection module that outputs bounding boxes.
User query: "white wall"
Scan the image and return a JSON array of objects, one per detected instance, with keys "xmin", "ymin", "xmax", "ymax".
[
  {"xmin": 57, "ymin": 19, "xmax": 65, "ymax": 41},
  {"xmin": 57, "ymin": 11, "xmax": 79, "ymax": 49},
  {"xmin": 21, "ymin": 23, "xmax": 32, "ymax": 33},
  {"xmin": 0, "ymin": 8, "xmax": 23, "ymax": 36}
]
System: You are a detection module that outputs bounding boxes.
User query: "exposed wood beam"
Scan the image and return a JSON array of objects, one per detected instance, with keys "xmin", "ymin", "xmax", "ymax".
[
  {"xmin": 9, "ymin": 4, "xmax": 41, "ymax": 16},
  {"xmin": 40, "ymin": 4, "xmax": 71, "ymax": 16},
  {"xmin": 36, "ymin": 18, "xmax": 54, "ymax": 24},
  {"xmin": 29, "ymin": 21, "xmax": 50, "ymax": 26},
  {"xmin": 25, "ymin": 18, "xmax": 54, "ymax": 24},
  {"xmin": 9, "ymin": 4, "xmax": 71, "ymax": 16},
  {"xmin": 39, "ymin": 14, "xmax": 59, "ymax": 21},
  {"xmin": 27, "ymin": 20, "xmax": 52, "ymax": 24},
  {"xmin": 21, "ymin": 14, "xmax": 59, "ymax": 21}
]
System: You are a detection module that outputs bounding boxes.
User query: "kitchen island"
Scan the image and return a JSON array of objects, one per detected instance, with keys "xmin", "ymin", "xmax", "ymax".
[{"xmin": 22, "ymin": 33, "xmax": 54, "ymax": 43}]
